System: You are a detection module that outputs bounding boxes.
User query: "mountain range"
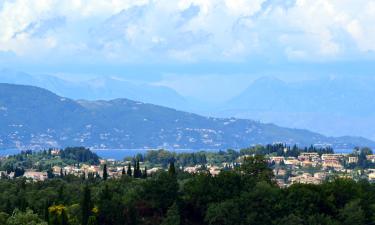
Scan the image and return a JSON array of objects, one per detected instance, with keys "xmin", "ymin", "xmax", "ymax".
[
  {"xmin": 0, "ymin": 69, "xmax": 187, "ymax": 110},
  {"xmin": 0, "ymin": 83, "xmax": 374, "ymax": 150},
  {"xmin": 2, "ymin": 69, "xmax": 375, "ymax": 141},
  {"xmin": 217, "ymin": 76, "xmax": 375, "ymax": 140}
]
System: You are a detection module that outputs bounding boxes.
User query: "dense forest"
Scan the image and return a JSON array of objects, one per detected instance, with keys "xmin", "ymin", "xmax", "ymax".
[
  {"xmin": 0, "ymin": 153, "xmax": 374, "ymax": 225},
  {"xmin": 0, "ymin": 147, "xmax": 100, "ymax": 176}
]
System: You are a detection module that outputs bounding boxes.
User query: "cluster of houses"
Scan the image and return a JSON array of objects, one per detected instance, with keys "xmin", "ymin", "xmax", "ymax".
[
  {"xmin": 269, "ymin": 152, "xmax": 375, "ymax": 187},
  {"xmin": 0, "ymin": 158, "xmax": 164, "ymax": 181},
  {"xmin": 2, "ymin": 151, "xmax": 375, "ymax": 185}
]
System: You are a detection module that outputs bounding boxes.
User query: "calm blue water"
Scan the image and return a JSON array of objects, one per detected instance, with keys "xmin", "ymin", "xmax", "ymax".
[{"xmin": 0, "ymin": 148, "xmax": 354, "ymax": 160}]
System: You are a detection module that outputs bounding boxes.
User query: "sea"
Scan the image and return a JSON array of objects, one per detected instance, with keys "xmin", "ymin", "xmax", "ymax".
[{"xmin": 0, "ymin": 148, "xmax": 354, "ymax": 161}]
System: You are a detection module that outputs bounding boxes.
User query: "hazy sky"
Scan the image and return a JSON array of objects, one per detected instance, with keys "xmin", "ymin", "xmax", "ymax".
[{"xmin": 1, "ymin": 0, "xmax": 375, "ymax": 100}]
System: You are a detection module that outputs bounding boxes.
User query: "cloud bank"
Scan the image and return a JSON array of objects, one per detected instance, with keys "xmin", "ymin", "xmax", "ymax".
[{"xmin": 0, "ymin": 0, "xmax": 375, "ymax": 64}]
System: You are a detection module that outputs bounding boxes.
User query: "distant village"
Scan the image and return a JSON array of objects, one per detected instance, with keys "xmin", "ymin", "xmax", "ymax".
[{"xmin": 1, "ymin": 147, "xmax": 375, "ymax": 188}]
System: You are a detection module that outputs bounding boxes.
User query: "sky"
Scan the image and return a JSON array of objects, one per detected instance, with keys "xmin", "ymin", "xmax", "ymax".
[{"xmin": 1, "ymin": 0, "xmax": 375, "ymax": 100}]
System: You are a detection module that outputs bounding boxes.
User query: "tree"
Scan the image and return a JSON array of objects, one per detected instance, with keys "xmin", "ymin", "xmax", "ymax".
[
  {"xmin": 102, "ymin": 164, "xmax": 108, "ymax": 180},
  {"xmin": 61, "ymin": 209, "xmax": 68, "ymax": 225},
  {"xmin": 60, "ymin": 168, "xmax": 64, "ymax": 178},
  {"xmin": 136, "ymin": 160, "xmax": 141, "ymax": 178},
  {"xmin": 276, "ymin": 214, "xmax": 303, "ymax": 225},
  {"xmin": 47, "ymin": 168, "xmax": 54, "ymax": 179},
  {"xmin": 81, "ymin": 185, "xmax": 92, "ymax": 225},
  {"xmin": 127, "ymin": 163, "xmax": 132, "ymax": 177},
  {"xmin": 205, "ymin": 200, "xmax": 241, "ymax": 225},
  {"xmin": 87, "ymin": 216, "xmax": 98, "ymax": 225},
  {"xmin": 143, "ymin": 167, "xmax": 148, "ymax": 179},
  {"xmin": 240, "ymin": 155, "xmax": 273, "ymax": 182},
  {"xmin": 339, "ymin": 199, "xmax": 365, "ymax": 225},
  {"xmin": 43, "ymin": 201, "xmax": 50, "ymax": 223},
  {"xmin": 133, "ymin": 160, "xmax": 137, "ymax": 178},
  {"xmin": 122, "ymin": 167, "xmax": 126, "ymax": 176},
  {"xmin": 14, "ymin": 167, "xmax": 25, "ymax": 178},
  {"xmin": 6, "ymin": 209, "xmax": 47, "ymax": 225},
  {"xmin": 0, "ymin": 212, "xmax": 9, "ymax": 225},
  {"xmin": 168, "ymin": 161, "xmax": 176, "ymax": 176},
  {"xmin": 161, "ymin": 203, "xmax": 180, "ymax": 225}
]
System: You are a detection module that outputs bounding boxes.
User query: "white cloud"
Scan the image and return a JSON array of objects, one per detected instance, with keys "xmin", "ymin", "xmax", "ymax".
[{"xmin": 0, "ymin": 0, "xmax": 375, "ymax": 62}]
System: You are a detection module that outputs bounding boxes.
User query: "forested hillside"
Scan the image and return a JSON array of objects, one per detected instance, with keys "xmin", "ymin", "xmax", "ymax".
[
  {"xmin": 1, "ymin": 83, "xmax": 374, "ymax": 150},
  {"xmin": 0, "ymin": 155, "xmax": 373, "ymax": 225}
]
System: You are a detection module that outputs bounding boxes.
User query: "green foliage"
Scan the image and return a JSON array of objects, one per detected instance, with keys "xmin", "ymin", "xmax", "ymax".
[
  {"xmin": 81, "ymin": 185, "xmax": 92, "ymax": 225},
  {"xmin": 161, "ymin": 203, "xmax": 180, "ymax": 225},
  {"xmin": 127, "ymin": 163, "xmax": 132, "ymax": 177},
  {"xmin": 339, "ymin": 199, "xmax": 365, "ymax": 225},
  {"xmin": 102, "ymin": 164, "xmax": 108, "ymax": 180},
  {"xmin": 2, "ymin": 147, "xmax": 375, "ymax": 225},
  {"xmin": 168, "ymin": 162, "xmax": 176, "ymax": 176},
  {"xmin": 205, "ymin": 200, "xmax": 241, "ymax": 225},
  {"xmin": 6, "ymin": 209, "xmax": 47, "ymax": 225},
  {"xmin": 61, "ymin": 147, "xmax": 100, "ymax": 165},
  {"xmin": 87, "ymin": 216, "xmax": 98, "ymax": 225},
  {"xmin": 0, "ymin": 147, "xmax": 100, "ymax": 172},
  {"xmin": 240, "ymin": 155, "xmax": 274, "ymax": 183},
  {"xmin": 0, "ymin": 212, "xmax": 9, "ymax": 225}
]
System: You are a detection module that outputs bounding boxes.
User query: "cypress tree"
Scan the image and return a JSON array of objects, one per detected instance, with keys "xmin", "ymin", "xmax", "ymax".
[
  {"xmin": 103, "ymin": 164, "xmax": 108, "ymax": 180},
  {"xmin": 81, "ymin": 185, "xmax": 92, "ymax": 225},
  {"xmin": 43, "ymin": 200, "xmax": 49, "ymax": 223},
  {"xmin": 168, "ymin": 161, "xmax": 176, "ymax": 176},
  {"xmin": 122, "ymin": 167, "xmax": 126, "ymax": 176},
  {"xmin": 136, "ymin": 160, "xmax": 141, "ymax": 178},
  {"xmin": 133, "ymin": 160, "xmax": 137, "ymax": 178},
  {"xmin": 143, "ymin": 167, "xmax": 148, "ymax": 179},
  {"xmin": 61, "ymin": 208, "xmax": 68, "ymax": 225},
  {"xmin": 60, "ymin": 168, "xmax": 64, "ymax": 178},
  {"xmin": 47, "ymin": 167, "xmax": 54, "ymax": 179},
  {"xmin": 5, "ymin": 198, "xmax": 12, "ymax": 214},
  {"xmin": 127, "ymin": 163, "xmax": 132, "ymax": 177}
]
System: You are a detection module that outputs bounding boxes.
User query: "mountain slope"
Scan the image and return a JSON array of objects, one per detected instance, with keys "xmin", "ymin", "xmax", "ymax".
[
  {"xmin": 0, "ymin": 69, "xmax": 187, "ymax": 109},
  {"xmin": 0, "ymin": 83, "xmax": 374, "ymax": 150},
  {"xmin": 221, "ymin": 76, "xmax": 375, "ymax": 140}
]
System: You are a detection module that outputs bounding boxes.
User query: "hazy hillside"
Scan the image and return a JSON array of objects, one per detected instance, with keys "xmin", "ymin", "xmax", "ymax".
[
  {"xmin": 219, "ymin": 76, "xmax": 375, "ymax": 140},
  {"xmin": 0, "ymin": 83, "xmax": 374, "ymax": 150},
  {"xmin": 0, "ymin": 69, "xmax": 187, "ymax": 109}
]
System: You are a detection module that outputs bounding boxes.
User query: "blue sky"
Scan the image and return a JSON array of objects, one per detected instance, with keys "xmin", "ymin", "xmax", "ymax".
[{"xmin": 1, "ymin": 0, "xmax": 375, "ymax": 100}]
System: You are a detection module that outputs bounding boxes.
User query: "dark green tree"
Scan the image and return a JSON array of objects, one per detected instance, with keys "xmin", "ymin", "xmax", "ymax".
[
  {"xmin": 61, "ymin": 208, "xmax": 68, "ymax": 225},
  {"xmin": 168, "ymin": 161, "xmax": 176, "ymax": 176},
  {"xmin": 339, "ymin": 199, "xmax": 365, "ymax": 225},
  {"xmin": 43, "ymin": 200, "xmax": 50, "ymax": 223},
  {"xmin": 47, "ymin": 167, "xmax": 54, "ymax": 179},
  {"xmin": 103, "ymin": 164, "xmax": 108, "ymax": 180},
  {"xmin": 143, "ymin": 166, "xmax": 148, "ymax": 179},
  {"xmin": 240, "ymin": 155, "xmax": 273, "ymax": 182},
  {"xmin": 60, "ymin": 168, "xmax": 64, "ymax": 178},
  {"xmin": 205, "ymin": 200, "xmax": 241, "ymax": 225},
  {"xmin": 161, "ymin": 203, "xmax": 180, "ymax": 225},
  {"xmin": 81, "ymin": 185, "xmax": 92, "ymax": 225},
  {"xmin": 87, "ymin": 216, "xmax": 98, "ymax": 225},
  {"xmin": 127, "ymin": 163, "xmax": 132, "ymax": 177}
]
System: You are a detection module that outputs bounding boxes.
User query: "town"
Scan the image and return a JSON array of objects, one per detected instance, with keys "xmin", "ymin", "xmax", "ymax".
[{"xmin": 1, "ymin": 145, "xmax": 375, "ymax": 188}]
